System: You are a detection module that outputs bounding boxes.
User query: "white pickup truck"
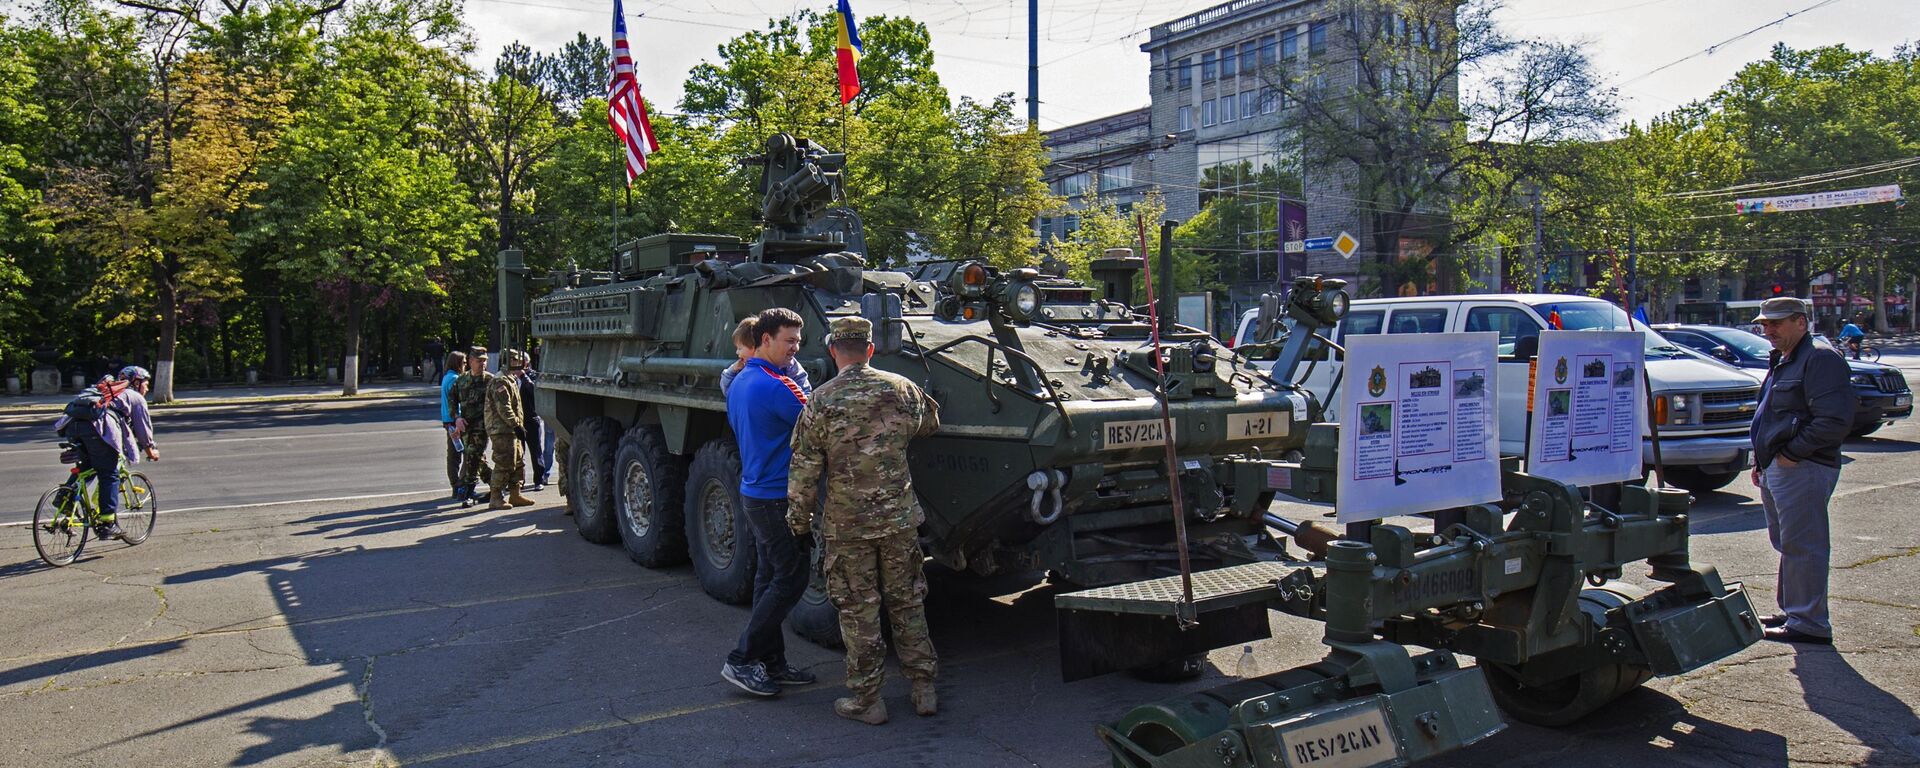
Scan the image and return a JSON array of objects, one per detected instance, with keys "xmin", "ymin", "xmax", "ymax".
[{"xmin": 1233, "ymin": 294, "xmax": 1762, "ymax": 492}]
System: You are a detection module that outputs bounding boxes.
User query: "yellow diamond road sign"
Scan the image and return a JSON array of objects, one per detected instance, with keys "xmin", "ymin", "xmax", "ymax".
[{"xmin": 1333, "ymin": 231, "xmax": 1359, "ymax": 259}]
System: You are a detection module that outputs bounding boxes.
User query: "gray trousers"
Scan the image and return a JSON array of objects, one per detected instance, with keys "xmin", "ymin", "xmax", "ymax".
[{"xmin": 1759, "ymin": 460, "xmax": 1840, "ymax": 637}]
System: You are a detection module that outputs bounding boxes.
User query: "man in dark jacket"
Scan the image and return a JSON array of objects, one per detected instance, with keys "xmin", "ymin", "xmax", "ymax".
[{"xmin": 1749, "ymin": 297, "xmax": 1851, "ymax": 645}]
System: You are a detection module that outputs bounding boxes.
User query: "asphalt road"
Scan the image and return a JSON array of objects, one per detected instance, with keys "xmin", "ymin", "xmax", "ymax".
[{"xmin": 1, "ymin": 385, "xmax": 1917, "ymax": 767}]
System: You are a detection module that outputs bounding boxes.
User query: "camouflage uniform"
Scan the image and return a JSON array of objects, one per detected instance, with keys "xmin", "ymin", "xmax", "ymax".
[
  {"xmin": 456, "ymin": 367, "xmax": 494, "ymax": 489},
  {"xmin": 486, "ymin": 350, "xmax": 536, "ymax": 509},
  {"xmin": 788, "ymin": 318, "xmax": 942, "ymax": 708}
]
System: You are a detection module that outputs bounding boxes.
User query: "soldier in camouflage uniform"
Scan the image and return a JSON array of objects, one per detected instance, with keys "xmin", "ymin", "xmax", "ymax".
[
  {"xmin": 788, "ymin": 316, "xmax": 942, "ymax": 725},
  {"xmin": 454, "ymin": 348, "xmax": 493, "ymax": 506},
  {"xmin": 486, "ymin": 349, "xmax": 538, "ymax": 511}
]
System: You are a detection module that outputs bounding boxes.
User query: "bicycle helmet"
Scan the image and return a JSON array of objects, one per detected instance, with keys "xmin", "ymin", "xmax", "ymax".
[{"xmin": 119, "ymin": 365, "xmax": 151, "ymax": 382}]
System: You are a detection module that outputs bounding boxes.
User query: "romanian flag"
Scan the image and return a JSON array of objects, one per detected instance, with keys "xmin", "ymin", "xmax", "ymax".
[{"xmin": 833, "ymin": 0, "xmax": 862, "ymax": 104}]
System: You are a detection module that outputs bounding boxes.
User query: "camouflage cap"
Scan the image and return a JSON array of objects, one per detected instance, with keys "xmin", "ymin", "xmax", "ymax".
[
  {"xmin": 829, "ymin": 316, "xmax": 872, "ymax": 343},
  {"xmin": 504, "ymin": 348, "xmax": 529, "ymax": 368}
]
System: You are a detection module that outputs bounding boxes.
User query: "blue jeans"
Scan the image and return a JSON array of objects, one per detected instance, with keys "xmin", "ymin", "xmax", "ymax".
[
  {"xmin": 74, "ymin": 431, "xmax": 121, "ymax": 521},
  {"xmin": 728, "ymin": 496, "xmax": 808, "ymax": 668}
]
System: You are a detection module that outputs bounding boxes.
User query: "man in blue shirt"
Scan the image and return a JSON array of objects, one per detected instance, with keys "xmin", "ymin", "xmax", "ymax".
[
  {"xmin": 440, "ymin": 350, "xmax": 467, "ymax": 499},
  {"xmin": 721, "ymin": 308, "xmax": 819, "ymax": 697},
  {"xmin": 1836, "ymin": 317, "xmax": 1866, "ymax": 360}
]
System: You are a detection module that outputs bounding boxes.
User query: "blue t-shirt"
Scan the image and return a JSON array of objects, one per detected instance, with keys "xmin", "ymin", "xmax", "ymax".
[
  {"xmin": 1838, "ymin": 323, "xmax": 1865, "ymax": 339},
  {"xmin": 439, "ymin": 370, "xmax": 460, "ymax": 423},
  {"xmin": 726, "ymin": 357, "xmax": 809, "ymax": 500}
]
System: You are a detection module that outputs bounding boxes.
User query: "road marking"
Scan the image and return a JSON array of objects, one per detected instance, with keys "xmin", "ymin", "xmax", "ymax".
[
  {"xmin": 0, "ymin": 489, "xmax": 449, "ymax": 527},
  {"xmin": 0, "ymin": 427, "xmax": 439, "ymax": 456}
]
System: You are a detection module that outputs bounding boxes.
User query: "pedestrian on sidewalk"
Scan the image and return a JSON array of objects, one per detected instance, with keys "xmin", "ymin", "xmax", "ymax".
[
  {"xmin": 787, "ymin": 317, "xmax": 941, "ymax": 725},
  {"xmin": 485, "ymin": 350, "xmax": 537, "ymax": 511},
  {"xmin": 441, "ymin": 350, "xmax": 467, "ymax": 499},
  {"xmin": 454, "ymin": 348, "xmax": 493, "ymax": 506},
  {"xmin": 720, "ymin": 308, "xmax": 817, "ymax": 698},
  {"xmin": 1750, "ymin": 297, "xmax": 1852, "ymax": 645},
  {"xmin": 518, "ymin": 356, "xmax": 548, "ymax": 491}
]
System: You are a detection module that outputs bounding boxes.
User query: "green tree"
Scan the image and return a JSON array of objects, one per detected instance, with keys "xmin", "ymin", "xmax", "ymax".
[
  {"xmin": 263, "ymin": 12, "xmax": 480, "ymax": 395},
  {"xmin": 0, "ymin": 23, "xmax": 44, "ymax": 377}
]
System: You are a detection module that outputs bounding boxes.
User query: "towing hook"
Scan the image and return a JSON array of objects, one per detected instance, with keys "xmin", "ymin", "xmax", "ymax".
[{"xmin": 1027, "ymin": 469, "xmax": 1067, "ymax": 525}]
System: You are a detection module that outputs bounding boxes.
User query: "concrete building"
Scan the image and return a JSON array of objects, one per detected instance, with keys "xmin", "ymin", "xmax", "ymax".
[
  {"xmin": 1036, "ymin": 107, "xmax": 1159, "ymax": 244},
  {"xmin": 1042, "ymin": 0, "xmax": 1468, "ymax": 322}
]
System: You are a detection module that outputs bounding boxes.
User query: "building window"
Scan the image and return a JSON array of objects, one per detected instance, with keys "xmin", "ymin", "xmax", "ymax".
[
  {"xmin": 1037, "ymin": 216, "xmax": 1054, "ymax": 241},
  {"xmin": 1177, "ymin": 105, "xmax": 1194, "ymax": 131},
  {"xmin": 1220, "ymin": 45, "xmax": 1237, "ymax": 78},
  {"xmin": 1201, "ymin": 52, "xmax": 1217, "ymax": 82},
  {"xmin": 1240, "ymin": 90, "xmax": 1258, "ymax": 119},
  {"xmin": 1259, "ymin": 87, "xmax": 1277, "ymax": 113},
  {"xmin": 1260, "ymin": 35, "xmax": 1276, "ymax": 66},
  {"xmin": 1220, "ymin": 94, "xmax": 1235, "ymax": 122},
  {"xmin": 1062, "ymin": 214, "xmax": 1080, "ymax": 236},
  {"xmin": 1177, "ymin": 57, "xmax": 1192, "ymax": 88},
  {"xmin": 1309, "ymin": 22, "xmax": 1327, "ymax": 56},
  {"xmin": 1052, "ymin": 172, "xmax": 1090, "ymax": 197},
  {"xmin": 1201, "ymin": 99, "xmax": 1216, "ymax": 126},
  {"xmin": 1282, "ymin": 29, "xmax": 1298, "ymax": 60},
  {"xmin": 1241, "ymin": 41, "xmax": 1259, "ymax": 73},
  {"xmin": 1100, "ymin": 164, "xmax": 1133, "ymax": 190}
]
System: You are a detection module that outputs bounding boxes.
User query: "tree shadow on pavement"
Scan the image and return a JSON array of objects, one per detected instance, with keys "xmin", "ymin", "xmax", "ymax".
[
  {"xmin": 1791, "ymin": 649, "xmax": 1920, "ymax": 767},
  {"xmin": 1687, "ymin": 493, "xmax": 1767, "ymax": 536},
  {"xmin": 0, "ymin": 640, "xmax": 187, "ymax": 692}
]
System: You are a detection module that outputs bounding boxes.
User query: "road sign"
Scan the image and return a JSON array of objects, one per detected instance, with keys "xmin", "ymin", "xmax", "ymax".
[
  {"xmin": 1303, "ymin": 237, "xmax": 1334, "ymax": 251},
  {"xmin": 1283, "ymin": 240, "xmax": 1306, "ymax": 254},
  {"xmin": 1333, "ymin": 231, "xmax": 1359, "ymax": 259}
]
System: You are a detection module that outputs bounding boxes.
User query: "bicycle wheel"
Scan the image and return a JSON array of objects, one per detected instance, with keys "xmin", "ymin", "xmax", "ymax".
[
  {"xmin": 118, "ymin": 471, "xmax": 156, "ymax": 545},
  {"xmin": 1863, "ymin": 345, "xmax": 1882, "ymax": 363},
  {"xmin": 32, "ymin": 485, "xmax": 88, "ymax": 567}
]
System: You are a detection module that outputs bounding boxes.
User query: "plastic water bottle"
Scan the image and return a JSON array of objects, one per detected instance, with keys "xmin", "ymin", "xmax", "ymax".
[{"xmin": 1235, "ymin": 645, "xmax": 1256, "ymax": 678}]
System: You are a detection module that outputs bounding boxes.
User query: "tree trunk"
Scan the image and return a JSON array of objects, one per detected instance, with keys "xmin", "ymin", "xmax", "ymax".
[
  {"xmin": 342, "ymin": 284, "xmax": 362, "ymax": 396},
  {"xmin": 263, "ymin": 290, "xmax": 288, "ymax": 381},
  {"xmin": 1873, "ymin": 250, "xmax": 1889, "ymax": 333},
  {"xmin": 153, "ymin": 264, "xmax": 179, "ymax": 404}
]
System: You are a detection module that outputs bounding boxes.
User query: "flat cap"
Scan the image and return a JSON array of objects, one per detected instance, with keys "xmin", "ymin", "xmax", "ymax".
[
  {"xmin": 1753, "ymin": 297, "xmax": 1810, "ymax": 321},
  {"xmin": 829, "ymin": 316, "xmax": 872, "ymax": 343}
]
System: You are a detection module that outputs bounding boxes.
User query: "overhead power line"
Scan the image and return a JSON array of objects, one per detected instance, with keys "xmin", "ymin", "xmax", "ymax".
[
  {"xmin": 1614, "ymin": 0, "xmax": 1848, "ymax": 88},
  {"xmin": 1664, "ymin": 156, "xmax": 1920, "ymax": 199}
]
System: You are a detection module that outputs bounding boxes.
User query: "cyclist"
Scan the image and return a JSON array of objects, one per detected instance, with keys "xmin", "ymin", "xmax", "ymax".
[
  {"xmin": 1836, "ymin": 317, "xmax": 1867, "ymax": 360},
  {"xmin": 53, "ymin": 366, "xmax": 159, "ymax": 540}
]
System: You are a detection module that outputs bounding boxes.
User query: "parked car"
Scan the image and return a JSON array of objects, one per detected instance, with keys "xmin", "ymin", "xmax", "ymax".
[
  {"xmin": 1234, "ymin": 295, "xmax": 1762, "ymax": 492},
  {"xmin": 1654, "ymin": 323, "xmax": 1913, "ymax": 437}
]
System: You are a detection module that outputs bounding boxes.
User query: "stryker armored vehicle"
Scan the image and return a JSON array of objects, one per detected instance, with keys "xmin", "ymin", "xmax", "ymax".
[
  {"xmin": 1059, "ymin": 300, "xmax": 1765, "ymax": 765},
  {"xmin": 529, "ymin": 134, "xmax": 1332, "ymax": 652}
]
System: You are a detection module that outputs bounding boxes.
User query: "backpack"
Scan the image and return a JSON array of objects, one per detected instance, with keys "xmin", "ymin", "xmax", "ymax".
[{"xmin": 64, "ymin": 377, "xmax": 131, "ymax": 422}]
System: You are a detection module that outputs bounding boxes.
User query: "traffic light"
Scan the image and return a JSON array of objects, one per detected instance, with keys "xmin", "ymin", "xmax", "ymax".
[{"xmin": 1771, "ymin": 283, "xmax": 1784, "ymax": 296}]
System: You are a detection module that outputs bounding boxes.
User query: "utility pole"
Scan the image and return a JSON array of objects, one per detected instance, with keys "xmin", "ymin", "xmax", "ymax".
[
  {"xmin": 1027, "ymin": 0, "xmax": 1039, "ymax": 126},
  {"xmin": 1530, "ymin": 183, "xmax": 1545, "ymax": 293}
]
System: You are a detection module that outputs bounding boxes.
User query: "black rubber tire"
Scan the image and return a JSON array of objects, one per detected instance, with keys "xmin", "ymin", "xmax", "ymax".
[
  {"xmin": 1482, "ymin": 661, "xmax": 1653, "ymax": 727},
  {"xmin": 1849, "ymin": 422, "xmax": 1882, "ymax": 438},
  {"xmin": 1129, "ymin": 653, "xmax": 1207, "ymax": 683},
  {"xmin": 1664, "ymin": 466, "xmax": 1740, "ymax": 494},
  {"xmin": 612, "ymin": 425, "xmax": 689, "ymax": 567},
  {"xmin": 787, "ymin": 537, "xmax": 845, "ymax": 650},
  {"xmin": 567, "ymin": 417, "xmax": 620, "ymax": 544},
  {"xmin": 32, "ymin": 486, "xmax": 87, "ymax": 567},
  {"xmin": 117, "ymin": 471, "xmax": 156, "ymax": 545},
  {"xmin": 684, "ymin": 439, "xmax": 756, "ymax": 604}
]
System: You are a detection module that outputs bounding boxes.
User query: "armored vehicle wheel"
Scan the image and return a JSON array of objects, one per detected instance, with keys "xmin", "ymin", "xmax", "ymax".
[
  {"xmin": 788, "ymin": 541, "xmax": 845, "ymax": 650},
  {"xmin": 1482, "ymin": 661, "xmax": 1652, "ymax": 726},
  {"xmin": 685, "ymin": 439, "xmax": 756, "ymax": 604},
  {"xmin": 567, "ymin": 417, "xmax": 620, "ymax": 544},
  {"xmin": 1664, "ymin": 467, "xmax": 1739, "ymax": 494},
  {"xmin": 613, "ymin": 425, "xmax": 689, "ymax": 567}
]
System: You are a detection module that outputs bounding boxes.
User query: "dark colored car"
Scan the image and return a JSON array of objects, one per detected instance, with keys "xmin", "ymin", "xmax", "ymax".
[{"xmin": 1654, "ymin": 324, "xmax": 1912, "ymax": 437}]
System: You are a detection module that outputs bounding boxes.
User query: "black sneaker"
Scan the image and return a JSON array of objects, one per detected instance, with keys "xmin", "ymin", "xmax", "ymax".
[
  {"xmin": 95, "ymin": 522, "xmax": 126, "ymax": 540},
  {"xmin": 721, "ymin": 662, "xmax": 779, "ymax": 697},
  {"xmin": 766, "ymin": 662, "xmax": 817, "ymax": 686}
]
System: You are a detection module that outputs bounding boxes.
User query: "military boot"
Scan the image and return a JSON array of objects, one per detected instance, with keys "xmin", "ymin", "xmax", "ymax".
[
  {"xmin": 508, "ymin": 483, "xmax": 536, "ymax": 507},
  {"xmin": 833, "ymin": 696, "xmax": 888, "ymax": 725},
  {"xmin": 488, "ymin": 488, "xmax": 510, "ymax": 511},
  {"xmin": 910, "ymin": 680, "xmax": 937, "ymax": 716}
]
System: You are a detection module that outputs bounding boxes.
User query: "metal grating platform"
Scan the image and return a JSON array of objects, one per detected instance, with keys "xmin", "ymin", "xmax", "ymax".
[{"xmin": 1055, "ymin": 561, "xmax": 1317, "ymax": 616}]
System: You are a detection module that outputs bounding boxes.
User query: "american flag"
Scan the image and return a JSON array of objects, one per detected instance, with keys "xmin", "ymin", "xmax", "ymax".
[{"xmin": 607, "ymin": 0, "xmax": 659, "ymax": 184}]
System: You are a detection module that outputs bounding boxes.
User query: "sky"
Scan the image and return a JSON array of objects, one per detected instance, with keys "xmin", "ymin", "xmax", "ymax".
[{"xmin": 465, "ymin": 0, "xmax": 1915, "ymax": 132}]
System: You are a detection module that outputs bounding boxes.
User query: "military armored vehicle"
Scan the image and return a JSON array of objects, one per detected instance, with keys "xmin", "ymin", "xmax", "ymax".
[{"xmin": 529, "ymin": 134, "xmax": 1333, "ymax": 651}]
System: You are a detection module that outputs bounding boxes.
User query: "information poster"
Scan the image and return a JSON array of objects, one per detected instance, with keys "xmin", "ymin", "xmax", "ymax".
[
  {"xmin": 1337, "ymin": 333, "xmax": 1502, "ymax": 524},
  {"xmin": 1526, "ymin": 330, "xmax": 1647, "ymax": 486}
]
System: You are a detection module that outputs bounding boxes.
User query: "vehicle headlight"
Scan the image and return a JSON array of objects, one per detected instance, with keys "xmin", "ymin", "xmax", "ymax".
[
  {"xmin": 1012, "ymin": 282, "xmax": 1040, "ymax": 319},
  {"xmin": 1324, "ymin": 289, "xmax": 1350, "ymax": 320},
  {"xmin": 1671, "ymin": 394, "xmax": 1689, "ymax": 410},
  {"xmin": 1850, "ymin": 373, "xmax": 1874, "ymax": 387},
  {"xmin": 1666, "ymin": 394, "xmax": 1694, "ymax": 425}
]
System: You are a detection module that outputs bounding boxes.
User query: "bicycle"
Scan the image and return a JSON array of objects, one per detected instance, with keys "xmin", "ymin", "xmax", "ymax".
[{"xmin": 32, "ymin": 440, "xmax": 157, "ymax": 567}]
